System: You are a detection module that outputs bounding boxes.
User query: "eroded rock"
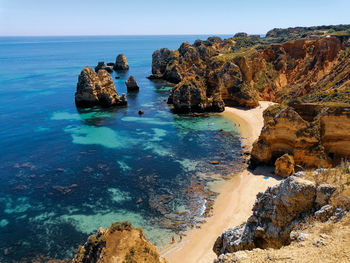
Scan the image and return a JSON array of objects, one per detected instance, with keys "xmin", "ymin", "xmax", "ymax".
[
  {"xmin": 95, "ymin": 62, "xmax": 113, "ymax": 73},
  {"xmin": 251, "ymin": 104, "xmax": 350, "ymax": 168},
  {"xmin": 75, "ymin": 67, "xmax": 127, "ymax": 108},
  {"xmin": 213, "ymin": 176, "xmax": 318, "ymax": 255},
  {"xmin": 72, "ymin": 221, "xmax": 166, "ymax": 263},
  {"xmin": 125, "ymin": 76, "xmax": 139, "ymax": 91},
  {"xmin": 275, "ymin": 154, "xmax": 295, "ymax": 178},
  {"xmin": 114, "ymin": 54, "xmax": 129, "ymax": 70}
]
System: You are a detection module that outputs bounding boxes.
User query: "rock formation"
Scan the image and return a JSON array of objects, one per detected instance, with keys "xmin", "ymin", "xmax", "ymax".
[
  {"xmin": 95, "ymin": 62, "xmax": 113, "ymax": 73},
  {"xmin": 75, "ymin": 67, "xmax": 127, "ymax": 108},
  {"xmin": 213, "ymin": 175, "xmax": 337, "ymax": 255},
  {"xmin": 149, "ymin": 25, "xmax": 350, "ymax": 113},
  {"xmin": 72, "ymin": 221, "xmax": 167, "ymax": 263},
  {"xmin": 114, "ymin": 54, "xmax": 129, "ymax": 70},
  {"xmin": 125, "ymin": 76, "xmax": 139, "ymax": 91},
  {"xmin": 275, "ymin": 153, "xmax": 295, "ymax": 177},
  {"xmin": 251, "ymin": 104, "xmax": 350, "ymax": 168}
]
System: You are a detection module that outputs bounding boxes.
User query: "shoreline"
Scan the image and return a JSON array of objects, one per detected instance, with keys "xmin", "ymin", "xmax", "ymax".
[{"xmin": 162, "ymin": 101, "xmax": 279, "ymax": 263}]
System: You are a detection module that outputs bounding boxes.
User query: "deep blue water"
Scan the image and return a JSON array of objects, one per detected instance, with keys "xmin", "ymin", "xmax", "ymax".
[{"xmin": 0, "ymin": 35, "xmax": 242, "ymax": 261}]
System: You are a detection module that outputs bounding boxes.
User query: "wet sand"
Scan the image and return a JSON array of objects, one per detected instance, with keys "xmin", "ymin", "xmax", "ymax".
[{"xmin": 162, "ymin": 101, "xmax": 279, "ymax": 263}]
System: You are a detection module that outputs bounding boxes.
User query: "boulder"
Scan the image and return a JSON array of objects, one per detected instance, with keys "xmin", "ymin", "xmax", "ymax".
[
  {"xmin": 314, "ymin": 205, "xmax": 335, "ymax": 222},
  {"xmin": 125, "ymin": 76, "xmax": 139, "ymax": 91},
  {"xmin": 75, "ymin": 67, "xmax": 127, "ymax": 108},
  {"xmin": 72, "ymin": 221, "xmax": 167, "ymax": 263},
  {"xmin": 315, "ymin": 184, "xmax": 336, "ymax": 208},
  {"xmin": 114, "ymin": 54, "xmax": 129, "ymax": 70},
  {"xmin": 94, "ymin": 61, "xmax": 113, "ymax": 73},
  {"xmin": 275, "ymin": 154, "xmax": 295, "ymax": 178},
  {"xmin": 213, "ymin": 176, "xmax": 317, "ymax": 255}
]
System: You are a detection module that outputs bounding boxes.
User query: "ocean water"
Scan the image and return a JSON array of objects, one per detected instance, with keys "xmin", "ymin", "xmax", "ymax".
[{"xmin": 0, "ymin": 35, "xmax": 242, "ymax": 261}]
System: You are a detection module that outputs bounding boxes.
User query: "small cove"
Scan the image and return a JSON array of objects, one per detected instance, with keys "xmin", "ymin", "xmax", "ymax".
[{"xmin": 0, "ymin": 35, "xmax": 243, "ymax": 261}]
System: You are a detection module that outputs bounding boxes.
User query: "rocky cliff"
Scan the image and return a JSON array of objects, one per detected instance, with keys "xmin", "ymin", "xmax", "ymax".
[
  {"xmin": 72, "ymin": 221, "xmax": 166, "ymax": 263},
  {"xmin": 250, "ymin": 103, "xmax": 350, "ymax": 168},
  {"xmin": 150, "ymin": 25, "xmax": 350, "ymax": 113},
  {"xmin": 213, "ymin": 163, "xmax": 350, "ymax": 262},
  {"xmin": 75, "ymin": 67, "xmax": 127, "ymax": 108},
  {"xmin": 213, "ymin": 174, "xmax": 340, "ymax": 255}
]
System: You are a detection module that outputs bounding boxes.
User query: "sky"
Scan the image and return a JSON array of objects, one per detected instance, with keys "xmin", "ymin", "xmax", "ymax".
[{"xmin": 0, "ymin": 0, "xmax": 349, "ymax": 36}]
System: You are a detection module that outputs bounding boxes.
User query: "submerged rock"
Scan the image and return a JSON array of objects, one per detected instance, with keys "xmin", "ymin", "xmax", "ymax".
[
  {"xmin": 125, "ymin": 76, "xmax": 139, "ymax": 91},
  {"xmin": 114, "ymin": 54, "xmax": 129, "ymax": 70},
  {"xmin": 72, "ymin": 221, "xmax": 167, "ymax": 263},
  {"xmin": 75, "ymin": 67, "xmax": 127, "ymax": 108}
]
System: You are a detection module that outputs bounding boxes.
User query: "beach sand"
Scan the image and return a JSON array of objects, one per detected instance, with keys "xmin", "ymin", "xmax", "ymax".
[{"xmin": 162, "ymin": 101, "xmax": 279, "ymax": 263}]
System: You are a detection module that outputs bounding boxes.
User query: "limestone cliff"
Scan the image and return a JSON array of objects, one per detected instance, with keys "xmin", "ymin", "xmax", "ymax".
[
  {"xmin": 149, "ymin": 25, "xmax": 350, "ymax": 113},
  {"xmin": 251, "ymin": 103, "xmax": 350, "ymax": 168},
  {"xmin": 72, "ymin": 222, "xmax": 166, "ymax": 263}
]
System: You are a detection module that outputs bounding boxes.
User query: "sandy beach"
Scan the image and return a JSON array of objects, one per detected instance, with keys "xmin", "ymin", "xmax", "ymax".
[{"xmin": 162, "ymin": 101, "xmax": 279, "ymax": 263}]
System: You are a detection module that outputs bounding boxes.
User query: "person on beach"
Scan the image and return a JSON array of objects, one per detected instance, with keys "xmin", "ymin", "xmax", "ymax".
[
  {"xmin": 171, "ymin": 236, "xmax": 175, "ymax": 243},
  {"xmin": 179, "ymin": 235, "xmax": 182, "ymax": 242}
]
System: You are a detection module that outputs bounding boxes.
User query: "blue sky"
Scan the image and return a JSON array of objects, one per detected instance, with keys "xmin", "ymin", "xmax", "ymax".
[{"xmin": 0, "ymin": 0, "xmax": 349, "ymax": 36}]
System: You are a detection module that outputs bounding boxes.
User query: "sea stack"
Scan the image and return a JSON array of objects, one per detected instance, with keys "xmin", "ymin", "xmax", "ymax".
[
  {"xmin": 125, "ymin": 76, "xmax": 139, "ymax": 91},
  {"xmin": 94, "ymin": 61, "xmax": 113, "ymax": 73},
  {"xmin": 114, "ymin": 54, "xmax": 129, "ymax": 70},
  {"xmin": 75, "ymin": 66, "xmax": 127, "ymax": 107}
]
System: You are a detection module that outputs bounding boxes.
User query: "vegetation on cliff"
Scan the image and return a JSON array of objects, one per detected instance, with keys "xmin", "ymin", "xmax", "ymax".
[{"xmin": 150, "ymin": 25, "xmax": 350, "ymax": 113}]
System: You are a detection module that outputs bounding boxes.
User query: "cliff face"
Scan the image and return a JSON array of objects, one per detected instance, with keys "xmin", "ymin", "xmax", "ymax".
[
  {"xmin": 150, "ymin": 30, "xmax": 349, "ymax": 113},
  {"xmin": 213, "ymin": 175, "xmax": 338, "ymax": 255},
  {"xmin": 72, "ymin": 222, "xmax": 166, "ymax": 263},
  {"xmin": 251, "ymin": 104, "xmax": 350, "ymax": 168}
]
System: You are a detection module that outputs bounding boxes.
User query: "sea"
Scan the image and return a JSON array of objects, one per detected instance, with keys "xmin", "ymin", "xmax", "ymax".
[{"xmin": 0, "ymin": 35, "xmax": 243, "ymax": 261}]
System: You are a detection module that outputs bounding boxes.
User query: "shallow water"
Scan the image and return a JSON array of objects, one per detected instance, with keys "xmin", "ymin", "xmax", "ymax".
[{"xmin": 0, "ymin": 35, "xmax": 242, "ymax": 261}]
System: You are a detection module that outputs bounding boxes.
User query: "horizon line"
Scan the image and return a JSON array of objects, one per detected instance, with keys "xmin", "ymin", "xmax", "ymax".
[{"xmin": 0, "ymin": 33, "xmax": 265, "ymax": 37}]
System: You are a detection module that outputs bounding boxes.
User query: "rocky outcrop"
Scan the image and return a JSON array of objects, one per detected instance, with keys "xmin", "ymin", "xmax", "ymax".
[
  {"xmin": 234, "ymin": 32, "xmax": 248, "ymax": 38},
  {"xmin": 149, "ymin": 26, "xmax": 350, "ymax": 113},
  {"xmin": 213, "ymin": 176, "xmax": 337, "ymax": 255},
  {"xmin": 114, "ymin": 54, "xmax": 129, "ymax": 70},
  {"xmin": 275, "ymin": 154, "xmax": 295, "ymax": 177},
  {"xmin": 75, "ymin": 67, "xmax": 127, "ymax": 108},
  {"xmin": 251, "ymin": 103, "xmax": 350, "ymax": 168},
  {"xmin": 125, "ymin": 76, "xmax": 139, "ymax": 91},
  {"xmin": 95, "ymin": 62, "xmax": 113, "ymax": 73},
  {"xmin": 72, "ymin": 221, "xmax": 166, "ymax": 263},
  {"xmin": 319, "ymin": 107, "xmax": 350, "ymax": 162}
]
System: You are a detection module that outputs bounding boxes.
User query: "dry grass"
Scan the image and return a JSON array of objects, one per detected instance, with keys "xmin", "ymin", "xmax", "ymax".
[{"xmin": 304, "ymin": 160, "xmax": 350, "ymax": 209}]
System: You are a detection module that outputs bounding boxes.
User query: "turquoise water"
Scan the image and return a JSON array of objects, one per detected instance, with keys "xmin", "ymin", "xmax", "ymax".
[{"xmin": 0, "ymin": 35, "xmax": 242, "ymax": 261}]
